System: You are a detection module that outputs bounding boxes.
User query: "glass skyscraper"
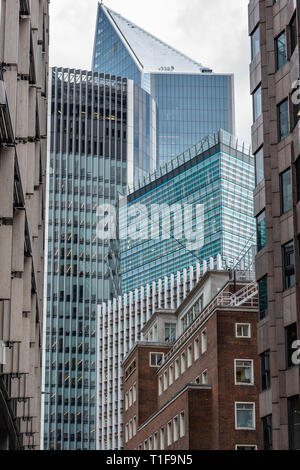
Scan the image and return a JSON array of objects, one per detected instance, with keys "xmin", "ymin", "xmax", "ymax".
[
  {"xmin": 43, "ymin": 68, "xmax": 155, "ymax": 450},
  {"xmin": 92, "ymin": 3, "xmax": 235, "ymax": 166},
  {"xmin": 119, "ymin": 130, "xmax": 255, "ymax": 294}
]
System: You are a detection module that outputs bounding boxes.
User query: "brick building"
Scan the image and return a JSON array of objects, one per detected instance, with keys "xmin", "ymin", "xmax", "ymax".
[
  {"xmin": 249, "ymin": 0, "xmax": 300, "ymax": 450},
  {"xmin": 123, "ymin": 272, "xmax": 261, "ymax": 450}
]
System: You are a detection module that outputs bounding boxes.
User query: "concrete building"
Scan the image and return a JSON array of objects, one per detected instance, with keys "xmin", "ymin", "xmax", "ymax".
[
  {"xmin": 0, "ymin": 0, "xmax": 49, "ymax": 450},
  {"xmin": 92, "ymin": 3, "xmax": 235, "ymax": 166},
  {"xmin": 249, "ymin": 0, "xmax": 300, "ymax": 450},
  {"xmin": 123, "ymin": 272, "xmax": 261, "ymax": 450}
]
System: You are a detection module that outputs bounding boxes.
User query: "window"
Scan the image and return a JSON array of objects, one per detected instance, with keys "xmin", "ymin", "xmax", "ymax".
[
  {"xmin": 283, "ymin": 241, "xmax": 295, "ymax": 290},
  {"xmin": 235, "ymin": 360, "xmax": 254, "ymax": 385},
  {"xmin": 180, "ymin": 411, "xmax": 185, "ymax": 438},
  {"xmin": 165, "ymin": 323, "xmax": 176, "ymax": 343},
  {"xmin": 181, "ymin": 352, "xmax": 186, "ymax": 374},
  {"xmin": 160, "ymin": 427, "xmax": 165, "ymax": 450},
  {"xmin": 262, "ymin": 415, "xmax": 273, "ymax": 450},
  {"xmin": 235, "ymin": 403, "xmax": 255, "ymax": 430},
  {"xmin": 278, "ymin": 99, "xmax": 290, "ymax": 141},
  {"xmin": 133, "ymin": 383, "xmax": 136, "ymax": 403},
  {"xmin": 201, "ymin": 329, "xmax": 207, "ymax": 354},
  {"xmin": 150, "ymin": 352, "xmax": 164, "ymax": 367},
  {"xmin": 195, "ymin": 376, "xmax": 201, "ymax": 385},
  {"xmin": 296, "ymin": 157, "xmax": 300, "ymax": 202},
  {"xmin": 148, "ymin": 436, "xmax": 152, "ymax": 450},
  {"xmin": 167, "ymin": 421, "xmax": 172, "ymax": 446},
  {"xmin": 253, "ymin": 85, "xmax": 262, "ymax": 121},
  {"xmin": 202, "ymin": 370, "xmax": 208, "ymax": 385},
  {"xmin": 236, "ymin": 323, "xmax": 251, "ymax": 338},
  {"xmin": 235, "ymin": 445, "xmax": 257, "ymax": 450},
  {"xmin": 173, "ymin": 416, "xmax": 179, "ymax": 442},
  {"xmin": 175, "ymin": 358, "xmax": 179, "ymax": 380},
  {"xmin": 275, "ymin": 31, "xmax": 287, "ymax": 70},
  {"xmin": 158, "ymin": 376, "xmax": 163, "ymax": 396},
  {"xmin": 289, "ymin": 13, "xmax": 297, "ymax": 57},
  {"xmin": 153, "ymin": 432, "xmax": 158, "ymax": 450},
  {"xmin": 280, "ymin": 168, "xmax": 292, "ymax": 214},
  {"xmin": 251, "ymin": 24, "xmax": 260, "ymax": 60},
  {"xmin": 129, "ymin": 420, "xmax": 132, "ymax": 440},
  {"xmin": 194, "ymin": 338, "xmax": 200, "ymax": 360},
  {"xmin": 125, "ymin": 392, "xmax": 128, "ymax": 411},
  {"xmin": 144, "ymin": 440, "xmax": 148, "ymax": 450},
  {"xmin": 129, "ymin": 388, "xmax": 132, "ymax": 407},
  {"xmin": 133, "ymin": 416, "xmax": 137, "ymax": 437},
  {"xmin": 257, "ymin": 210, "xmax": 266, "ymax": 252},
  {"xmin": 187, "ymin": 345, "xmax": 192, "ymax": 368},
  {"xmin": 285, "ymin": 323, "xmax": 298, "ymax": 368},
  {"xmin": 163, "ymin": 371, "xmax": 168, "ymax": 391},
  {"xmin": 255, "ymin": 147, "xmax": 264, "ymax": 186},
  {"xmin": 169, "ymin": 364, "xmax": 174, "ymax": 386},
  {"xmin": 288, "ymin": 396, "xmax": 300, "ymax": 450},
  {"xmin": 125, "ymin": 424, "xmax": 128, "ymax": 443},
  {"xmin": 258, "ymin": 276, "xmax": 268, "ymax": 320},
  {"xmin": 260, "ymin": 350, "xmax": 271, "ymax": 391}
]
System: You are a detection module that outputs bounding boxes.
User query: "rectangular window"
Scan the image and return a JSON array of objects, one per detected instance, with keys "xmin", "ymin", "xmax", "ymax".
[
  {"xmin": 280, "ymin": 168, "xmax": 292, "ymax": 214},
  {"xmin": 235, "ymin": 403, "xmax": 255, "ymax": 430},
  {"xmin": 187, "ymin": 345, "xmax": 192, "ymax": 368},
  {"xmin": 258, "ymin": 275, "xmax": 268, "ymax": 320},
  {"xmin": 180, "ymin": 411, "xmax": 185, "ymax": 438},
  {"xmin": 283, "ymin": 241, "xmax": 295, "ymax": 290},
  {"xmin": 175, "ymin": 358, "xmax": 179, "ymax": 380},
  {"xmin": 235, "ymin": 360, "xmax": 254, "ymax": 385},
  {"xmin": 125, "ymin": 392, "xmax": 128, "ymax": 411},
  {"xmin": 262, "ymin": 415, "xmax": 273, "ymax": 450},
  {"xmin": 288, "ymin": 396, "xmax": 300, "ymax": 450},
  {"xmin": 133, "ymin": 416, "xmax": 137, "ymax": 437},
  {"xmin": 169, "ymin": 364, "xmax": 174, "ymax": 386},
  {"xmin": 125, "ymin": 424, "xmax": 128, "ymax": 443},
  {"xmin": 275, "ymin": 31, "xmax": 287, "ymax": 70},
  {"xmin": 201, "ymin": 329, "xmax": 207, "ymax": 354},
  {"xmin": 278, "ymin": 99, "xmax": 290, "ymax": 141},
  {"xmin": 257, "ymin": 211, "xmax": 266, "ymax": 252},
  {"xmin": 260, "ymin": 350, "xmax": 271, "ymax": 391},
  {"xmin": 253, "ymin": 85, "xmax": 262, "ymax": 122},
  {"xmin": 150, "ymin": 352, "xmax": 164, "ymax": 367},
  {"xmin": 194, "ymin": 337, "xmax": 200, "ymax": 360},
  {"xmin": 129, "ymin": 420, "xmax": 132, "ymax": 440},
  {"xmin": 285, "ymin": 323, "xmax": 298, "ymax": 368},
  {"xmin": 165, "ymin": 323, "xmax": 176, "ymax": 343},
  {"xmin": 163, "ymin": 371, "xmax": 168, "ymax": 391},
  {"xmin": 236, "ymin": 323, "xmax": 251, "ymax": 338},
  {"xmin": 144, "ymin": 440, "xmax": 148, "ymax": 450},
  {"xmin": 181, "ymin": 352, "xmax": 186, "ymax": 374},
  {"xmin": 158, "ymin": 376, "xmax": 163, "ymax": 396},
  {"xmin": 148, "ymin": 436, "xmax": 152, "ymax": 450},
  {"xmin": 129, "ymin": 388, "xmax": 132, "ymax": 407},
  {"xmin": 202, "ymin": 369, "xmax": 208, "ymax": 385},
  {"xmin": 289, "ymin": 13, "xmax": 297, "ymax": 57},
  {"xmin": 133, "ymin": 383, "xmax": 136, "ymax": 403},
  {"xmin": 167, "ymin": 421, "xmax": 172, "ymax": 446},
  {"xmin": 173, "ymin": 416, "xmax": 179, "ymax": 442},
  {"xmin": 251, "ymin": 24, "xmax": 260, "ymax": 60},
  {"xmin": 160, "ymin": 427, "xmax": 165, "ymax": 450},
  {"xmin": 255, "ymin": 147, "xmax": 264, "ymax": 186},
  {"xmin": 153, "ymin": 432, "xmax": 158, "ymax": 450}
]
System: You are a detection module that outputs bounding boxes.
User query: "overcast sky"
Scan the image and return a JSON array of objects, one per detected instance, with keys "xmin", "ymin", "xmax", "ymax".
[{"xmin": 49, "ymin": 0, "xmax": 252, "ymax": 144}]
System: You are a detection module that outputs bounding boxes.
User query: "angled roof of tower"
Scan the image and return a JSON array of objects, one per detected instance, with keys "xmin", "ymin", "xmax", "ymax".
[{"xmin": 100, "ymin": 3, "xmax": 210, "ymax": 74}]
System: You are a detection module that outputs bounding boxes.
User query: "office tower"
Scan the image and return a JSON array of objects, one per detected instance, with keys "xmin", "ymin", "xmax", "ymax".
[
  {"xmin": 43, "ymin": 68, "xmax": 155, "ymax": 450},
  {"xmin": 0, "ymin": 0, "xmax": 49, "ymax": 450},
  {"xmin": 123, "ymin": 273, "xmax": 260, "ymax": 450},
  {"xmin": 119, "ymin": 130, "xmax": 256, "ymax": 294},
  {"xmin": 92, "ymin": 3, "xmax": 235, "ymax": 166},
  {"xmin": 249, "ymin": 0, "xmax": 300, "ymax": 450}
]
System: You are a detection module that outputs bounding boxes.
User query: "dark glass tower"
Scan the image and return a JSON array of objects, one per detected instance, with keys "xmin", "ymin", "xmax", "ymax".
[
  {"xmin": 92, "ymin": 3, "xmax": 235, "ymax": 166},
  {"xmin": 43, "ymin": 68, "xmax": 155, "ymax": 450}
]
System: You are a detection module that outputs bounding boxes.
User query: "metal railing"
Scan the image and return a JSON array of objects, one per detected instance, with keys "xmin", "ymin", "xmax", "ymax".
[{"xmin": 164, "ymin": 281, "xmax": 258, "ymax": 363}]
